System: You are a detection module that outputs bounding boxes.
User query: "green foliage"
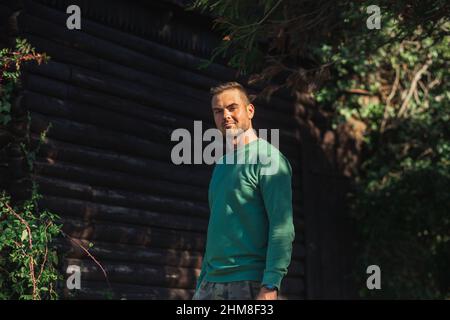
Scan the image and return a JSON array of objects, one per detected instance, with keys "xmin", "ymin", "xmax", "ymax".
[
  {"xmin": 188, "ymin": 0, "xmax": 281, "ymax": 74},
  {"xmin": 0, "ymin": 186, "xmax": 62, "ymax": 300},
  {"xmin": 319, "ymin": 11, "xmax": 450, "ymax": 299},
  {"xmin": 351, "ymin": 105, "xmax": 450, "ymax": 299},
  {"xmin": 1, "ymin": 38, "xmax": 59, "ymax": 300},
  {"xmin": 20, "ymin": 121, "xmax": 53, "ymax": 172},
  {"xmin": 190, "ymin": 1, "xmax": 450, "ymax": 298},
  {"xmin": 0, "ymin": 38, "xmax": 49, "ymax": 125},
  {"xmin": 191, "ymin": 1, "xmax": 448, "ymax": 77}
]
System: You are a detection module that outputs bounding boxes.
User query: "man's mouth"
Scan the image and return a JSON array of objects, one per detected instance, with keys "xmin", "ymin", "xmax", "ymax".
[{"xmin": 224, "ymin": 123, "xmax": 235, "ymax": 128}]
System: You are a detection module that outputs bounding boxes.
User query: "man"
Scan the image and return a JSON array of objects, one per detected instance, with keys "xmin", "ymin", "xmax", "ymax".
[{"xmin": 192, "ymin": 82, "xmax": 295, "ymax": 300}]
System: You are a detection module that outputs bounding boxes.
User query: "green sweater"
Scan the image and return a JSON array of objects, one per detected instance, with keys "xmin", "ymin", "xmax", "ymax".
[{"xmin": 196, "ymin": 138, "xmax": 295, "ymax": 291}]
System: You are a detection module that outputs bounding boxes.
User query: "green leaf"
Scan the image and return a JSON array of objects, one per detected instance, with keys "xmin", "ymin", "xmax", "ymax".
[{"xmin": 21, "ymin": 229, "xmax": 28, "ymax": 241}]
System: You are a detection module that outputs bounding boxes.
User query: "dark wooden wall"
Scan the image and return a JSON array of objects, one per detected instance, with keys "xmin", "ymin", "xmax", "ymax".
[{"xmin": 3, "ymin": 0, "xmax": 307, "ymax": 299}]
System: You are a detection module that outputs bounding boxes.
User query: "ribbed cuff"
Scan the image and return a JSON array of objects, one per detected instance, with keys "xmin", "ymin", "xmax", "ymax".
[{"xmin": 261, "ymin": 271, "xmax": 283, "ymax": 291}]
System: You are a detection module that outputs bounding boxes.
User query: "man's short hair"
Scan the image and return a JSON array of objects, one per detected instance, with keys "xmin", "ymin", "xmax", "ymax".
[{"xmin": 210, "ymin": 82, "xmax": 251, "ymax": 105}]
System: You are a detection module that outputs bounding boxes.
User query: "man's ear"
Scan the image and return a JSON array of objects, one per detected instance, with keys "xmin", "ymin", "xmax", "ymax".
[{"xmin": 247, "ymin": 104, "xmax": 255, "ymax": 119}]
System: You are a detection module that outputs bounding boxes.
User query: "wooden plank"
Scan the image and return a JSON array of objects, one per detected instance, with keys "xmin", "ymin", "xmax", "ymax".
[
  {"xmin": 60, "ymin": 216, "xmax": 305, "ymax": 260},
  {"xmin": 23, "ymin": 0, "xmax": 297, "ymax": 109},
  {"xmin": 24, "ymin": 90, "xmax": 179, "ymax": 146},
  {"xmin": 17, "ymin": 14, "xmax": 299, "ymax": 133},
  {"xmin": 33, "ymin": 144, "xmax": 211, "ymax": 189},
  {"xmin": 21, "ymin": 81, "xmax": 196, "ymax": 130},
  {"xmin": 54, "ymin": 237, "xmax": 203, "ymax": 269},
  {"xmin": 32, "ymin": 155, "xmax": 208, "ymax": 202},
  {"xmin": 21, "ymin": 68, "xmax": 301, "ymax": 168},
  {"xmin": 63, "ymin": 258, "xmax": 197, "ymax": 289},
  {"xmin": 21, "ymin": 51, "xmax": 301, "ymax": 148},
  {"xmin": 61, "ymin": 279, "xmax": 194, "ymax": 300},
  {"xmin": 29, "ymin": 111, "xmax": 173, "ymax": 164},
  {"xmin": 63, "ymin": 279, "xmax": 304, "ymax": 300},
  {"xmin": 39, "ymin": 193, "xmax": 209, "ymax": 232},
  {"xmin": 33, "ymin": 162, "xmax": 305, "ymax": 232},
  {"xmin": 55, "ymin": 236, "xmax": 305, "ymax": 276},
  {"xmin": 61, "ymin": 217, "xmax": 206, "ymax": 252},
  {"xmin": 62, "ymin": 257, "xmax": 304, "ymax": 295}
]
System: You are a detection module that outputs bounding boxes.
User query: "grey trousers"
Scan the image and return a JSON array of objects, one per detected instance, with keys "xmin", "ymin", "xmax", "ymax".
[{"xmin": 192, "ymin": 280, "xmax": 261, "ymax": 300}]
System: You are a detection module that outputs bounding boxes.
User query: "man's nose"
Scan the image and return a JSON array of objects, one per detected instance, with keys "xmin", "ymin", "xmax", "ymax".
[{"xmin": 223, "ymin": 109, "xmax": 232, "ymax": 119}]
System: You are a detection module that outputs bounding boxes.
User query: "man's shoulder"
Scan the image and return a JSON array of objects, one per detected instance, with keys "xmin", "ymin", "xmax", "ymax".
[
  {"xmin": 254, "ymin": 138, "xmax": 292, "ymax": 176},
  {"xmin": 255, "ymin": 138, "xmax": 289, "ymax": 160}
]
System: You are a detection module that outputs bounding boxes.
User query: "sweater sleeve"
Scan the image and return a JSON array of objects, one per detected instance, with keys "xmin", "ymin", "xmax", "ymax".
[{"xmin": 259, "ymin": 152, "xmax": 295, "ymax": 290}]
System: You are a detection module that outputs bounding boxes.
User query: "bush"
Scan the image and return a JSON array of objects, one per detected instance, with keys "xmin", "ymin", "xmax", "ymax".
[
  {"xmin": 0, "ymin": 38, "xmax": 60, "ymax": 300},
  {"xmin": 0, "ymin": 188, "xmax": 62, "ymax": 300}
]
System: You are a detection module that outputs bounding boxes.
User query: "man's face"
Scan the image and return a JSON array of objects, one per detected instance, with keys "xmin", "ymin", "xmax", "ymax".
[{"xmin": 211, "ymin": 89, "xmax": 254, "ymax": 136}]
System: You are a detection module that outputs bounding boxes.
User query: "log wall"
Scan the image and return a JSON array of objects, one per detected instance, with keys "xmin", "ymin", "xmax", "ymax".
[{"xmin": 3, "ymin": 0, "xmax": 306, "ymax": 299}]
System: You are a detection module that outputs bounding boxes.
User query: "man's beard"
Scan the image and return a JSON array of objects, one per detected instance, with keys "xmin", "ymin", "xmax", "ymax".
[
  {"xmin": 223, "ymin": 122, "xmax": 250, "ymax": 137},
  {"xmin": 223, "ymin": 126, "xmax": 256, "ymax": 152},
  {"xmin": 224, "ymin": 126, "xmax": 245, "ymax": 139}
]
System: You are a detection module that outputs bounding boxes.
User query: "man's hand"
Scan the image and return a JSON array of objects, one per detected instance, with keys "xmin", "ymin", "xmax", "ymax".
[{"xmin": 256, "ymin": 287, "xmax": 278, "ymax": 300}]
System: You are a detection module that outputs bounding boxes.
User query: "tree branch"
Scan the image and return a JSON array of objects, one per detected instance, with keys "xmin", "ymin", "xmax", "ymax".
[
  {"xmin": 397, "ymin": 58, "xmax": 433, "ymax": 118},
  {"xmin": 61, "ymin": 231, "xmax": 112, "ymax": 291},
  {"xmin": 4, "ymin": 202, "xmax": 38, "ymax": 300}
]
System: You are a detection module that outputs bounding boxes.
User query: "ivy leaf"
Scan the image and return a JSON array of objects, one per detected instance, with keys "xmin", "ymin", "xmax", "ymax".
[{"xmin": 21, "ymin": 229, "xmax": 28, "ymax": 241}]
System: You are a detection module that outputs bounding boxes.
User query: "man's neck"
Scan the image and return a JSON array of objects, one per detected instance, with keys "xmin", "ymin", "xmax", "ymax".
[{"xmin": 231, "ymin": 128, "xmax": 258, "ymax": 150}]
